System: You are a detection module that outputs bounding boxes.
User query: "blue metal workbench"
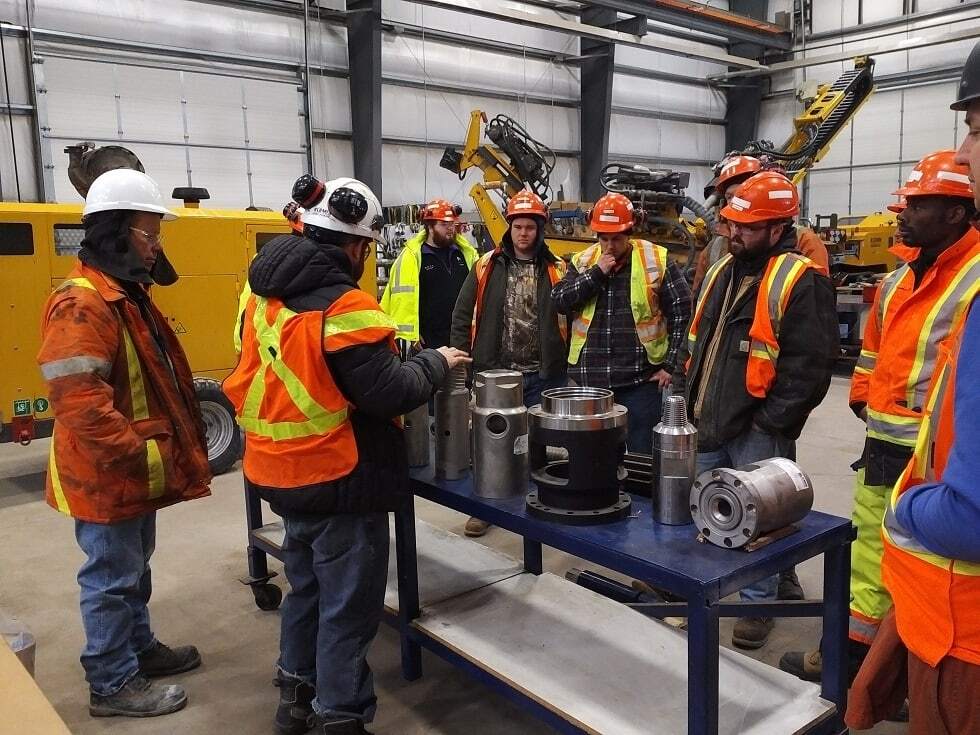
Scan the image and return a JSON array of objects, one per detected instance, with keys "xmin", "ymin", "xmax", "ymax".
[{"xmin": 395, "ymin": 464, "xmax": 855, "ymax": 735}]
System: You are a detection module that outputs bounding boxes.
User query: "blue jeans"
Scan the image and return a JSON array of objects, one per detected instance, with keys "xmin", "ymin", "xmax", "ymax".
[
  {"xmin": 522, "ymin": 373, "xmax": 566, "ymax": 408},
  {"xmin": 278, "ymin": 512, "xmax": 389, "ymax": 724},
  {"xmin": 696, "ymin": 429, "xmax": 796, "ymax": 603},
  {"xmin": 613, "ymin": 381, "xmax": 663, "ymax": 455},
  {"xmin": 75, "ymin": 513, "xmax": 158, "ymax": 696}
]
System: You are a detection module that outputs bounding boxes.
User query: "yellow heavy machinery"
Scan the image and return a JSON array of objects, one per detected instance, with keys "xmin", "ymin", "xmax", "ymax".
[
  {"xmin": 815, "ymin": 211, "xmax": 901, "ymax": 274},
  {"xmin": 0, "ymin": 147, "xmax": 376, "ymax": 472}
]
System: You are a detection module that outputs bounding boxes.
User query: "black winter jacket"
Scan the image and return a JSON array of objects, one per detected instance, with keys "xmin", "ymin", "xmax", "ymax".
[
  {"xmin": 241, "ymin": 235, "xmax": 449, "ymax": 517},
  {"xmin": 449, "ymin": 228, "xmax": 568, "ymax": 378},
  {"xmin": 678, "ymin": 227, "xmax": 839, "ymax": 450}
]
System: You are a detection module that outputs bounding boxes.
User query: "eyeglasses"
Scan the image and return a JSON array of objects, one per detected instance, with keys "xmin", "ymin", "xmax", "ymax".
[{"xmin": 130, "ymin": 227, "xmax": 163, "ymax": 246}]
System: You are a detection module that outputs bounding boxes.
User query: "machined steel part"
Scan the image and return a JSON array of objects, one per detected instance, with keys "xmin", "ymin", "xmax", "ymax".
[
  {"xmin": 403, "ymin": 402, "xmax": 430, "ymax": 468},
  {"xmin": 472, "ymin": 370, "xmax": 528, "ymax": 499},
  {"xmin": 652, "ymin": 395, "xmax": 697, "ymax": 525},
  {"xmin": 434, "ymin": 365, "xmax": 470, "ymax": 480},
  {"xmin": 690, "ymin": 458, "xmax": 814, "ymax": 549},
  {"xmin": 526, "ymin": 387, "xmax": 630, "ymax": 525}
]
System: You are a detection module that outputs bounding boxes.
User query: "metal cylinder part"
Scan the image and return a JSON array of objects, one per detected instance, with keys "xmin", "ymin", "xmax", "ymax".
[
  {"xmin": 690, "ymin": 458, "xmax": 815, "ymax": 549},
  {"xmin": 403, "ymin": 402, "xmax": 430, "ymax": 468},
  {"xmin": 652, "ymin": 395, "xmax": 697, "ymax": 525},
  {"xmin": 434, "ymin": 365, "xmax": 471, "ymax": 480},
  {"xmin": 526, "ymin": 387, "xmax": 631, "ymax": 524},
  {"xmin": 472, "ymin": 370, "xmax": 528, "ymax": 498}
]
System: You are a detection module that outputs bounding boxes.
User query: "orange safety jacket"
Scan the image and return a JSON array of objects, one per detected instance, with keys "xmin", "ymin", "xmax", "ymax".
[
  {"xmin": 687, "ymin": 252, "xmax": 819, "ymax": 398},
  {"xmin": 470, "ymin": 249, "xmax": 568, "ymax": 345},
  {"xmin": 882, "ymin": 311, "xmax": 980, "ymax": 667},
  {"xmin": 37, "ymin": 263, "xmax": 211, "ymax": 523},
  {"xmin": 222, "ymin": 287, "xmax": 397, "ymax": 489},
  {"xmin": 850, "ymin": 228, "xmax": 980, "ymax": 447}
]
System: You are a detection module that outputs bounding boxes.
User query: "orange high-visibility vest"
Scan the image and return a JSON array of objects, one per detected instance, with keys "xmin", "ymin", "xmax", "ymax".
[
  {"xmin": 687, "ymin": 252, "xmax": 818, "ymax": 398},
  {"xmin": 850, "ymin": 229, "xmax": 980, "ymax": 447},
  {"xmin": 470, "ymin": 250, "xmax": 568, "ymax": 345},
  {"xmin": 881, "ymin": 308, "xmax": 980, "ymax": 667},
  {"xmin": 223, "ymin": 288, "xmax": 397, "ymax": 489}
]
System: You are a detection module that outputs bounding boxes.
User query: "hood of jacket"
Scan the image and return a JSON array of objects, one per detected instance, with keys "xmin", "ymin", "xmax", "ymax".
[{"xmin": 248, "ymin": 234, "xmax": 355, "ymax": 299}]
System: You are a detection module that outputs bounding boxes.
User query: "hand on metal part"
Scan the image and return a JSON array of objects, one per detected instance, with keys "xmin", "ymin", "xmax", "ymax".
[
  {"xmin": 436, "ymin": 347, "xmax": 473, "ymax": 370},
  {"xmin": 597, "ymin": 253, "xmax": 618, "ymax": 274},
  {"xmin": 650, "ymin": 369, "xmax": 672, "ymax": 389}
]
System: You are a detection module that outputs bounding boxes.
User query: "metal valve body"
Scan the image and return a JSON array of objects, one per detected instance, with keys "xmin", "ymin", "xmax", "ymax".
[{"xmin": 472, "ymin": 370, "xmax": 529, "ymax": 498}]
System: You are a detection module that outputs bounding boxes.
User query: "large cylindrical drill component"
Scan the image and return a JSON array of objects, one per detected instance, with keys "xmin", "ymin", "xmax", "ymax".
[
  {"xmin": 472, "ymin": 370, "xmax": 528, "ymax": 498},
  {"xmin": 403, "ymin": 402, "xmax": 430, "ymax": 468},
  {"xmin": 690, "ymin": 458, "xmax": 814, "ymax": 549},
  {"xmin": 652, "ymin": 395, "xmax": 697, "ymax": 525},
  {"xmin": 434, "ymin": 365, "xmax": 470, "ymax": 480},
  {"xmin": 526, "ymin": 387, "xmax": 630, "ymax": 525}
]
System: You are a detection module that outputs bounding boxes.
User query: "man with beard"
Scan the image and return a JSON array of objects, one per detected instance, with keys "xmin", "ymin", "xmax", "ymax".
[
  {"xmin": 450, "ymin": 189, "xmax": 569, "ymax": 537},
  {"xmin": 381, "ymin": 198, "xmax": 478, "ymax": 351},
  {"xmin": 781, "ymin": 149, "xmax": 979, "ymax": 683},
  {"xmin": 680, "ymin": 171, "xmax": 839, "ymax": 651}
]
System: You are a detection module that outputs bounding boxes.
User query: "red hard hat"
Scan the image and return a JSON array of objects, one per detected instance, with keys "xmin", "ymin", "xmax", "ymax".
[
  {"xmin": 589, "ymin": 193, "xmax": 634, "ymax": 233},
  {"xmin": 886, "ymin": 197, "xmax": 906, "ymax": 214},
  {"xmin": 894, "ymin": 150, "xmax": 973, "ymax": 200},
  {"xmin": 716, "ymin": 155, "xmax": 763, "ymax": 194},
  {"xmin": 421, "ymin": 198, "xmax": 461, "ymax": 223},
  {"xmin": 506, "ymin": 189, "xmax": 547, "ymax": 220},
  {"xmin": 720, "ymin": 171, "xmax": 800, "ymax": 224}
]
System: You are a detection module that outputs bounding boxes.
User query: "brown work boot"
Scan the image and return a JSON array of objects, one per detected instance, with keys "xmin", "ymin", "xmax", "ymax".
[
  {"xmin": 778, "ymin": 650, "xmax": 822, "ymax": 682},
  {"xmin": 464, "ymin": 517, "xmax": 490, "ymax": 537},
  {"xmin": 732, "ymin": 617, "xmax": 774, "ymax": 650}
]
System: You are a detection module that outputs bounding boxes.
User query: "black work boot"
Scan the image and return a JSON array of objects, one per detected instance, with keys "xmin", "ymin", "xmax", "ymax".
[
  {"xmin": 90, "ymin": 674, "xmax": 187, "ymax": 718},
  {"xmin": 138, "ymin": 641, "xmax": 202, "ymax": 678},
  {"xmin": 313, "ymin": 715, "xmax": 373, "ymax": 734},
  {"xmin": 732, "ymin": 617, "xmax": 774, "ymax": 650},
  {"xmin": 777, "ymin": 569, "xmax": 805, "ymax": 600},
  {"xmin": 778, "ymin": 649, "xmax": 822, "ymax": 682},
  {"xmin": 274, "ymin": 676, "xmax": 315, "ymax": 735}
]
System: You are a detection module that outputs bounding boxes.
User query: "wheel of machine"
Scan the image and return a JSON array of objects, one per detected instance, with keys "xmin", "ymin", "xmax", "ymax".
[
  {"xmin": 252, "ymin": 582, "xmax": 283, "ymax": 611},
  {"xmin": 194, "ymin": 378, "xmax": 243, "ymax": 475}
]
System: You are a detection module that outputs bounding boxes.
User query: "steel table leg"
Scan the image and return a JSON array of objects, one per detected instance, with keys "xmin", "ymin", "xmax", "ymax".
[
  {"xmin": 523, "ymin": 537, "xmax": 543, "ymax": 575},
  {"xmin": 820, "ymin": 541, "xmax": 851, "ymax": 729},
  {"xmin": 394, "ymin": 498, "xmax": 422, "ymax": 681},
  {"xmin": 688, "ymin": 591, "xmax": 720, "ymax": 735}
]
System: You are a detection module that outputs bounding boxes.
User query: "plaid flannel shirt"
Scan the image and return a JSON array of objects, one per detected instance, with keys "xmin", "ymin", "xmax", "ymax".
[{"xmin": 552, "ymin": 256, "xmax": 692, "ymax": 389}]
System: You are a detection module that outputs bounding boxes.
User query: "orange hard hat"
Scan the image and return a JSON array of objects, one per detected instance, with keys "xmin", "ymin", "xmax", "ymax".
[
  {"xmin": 886, "ymin": 197, "xmax": 906, "ymax": 214},
  {"xmin": 716, "ymin": 155, "xmax": 763, "ymax": 194},
  {"xmin": 421, "ymin": 198, "xmax": 461, "ymax": 223},
  {"xmin": 589, "ymin": 193, "xmax": 635, "ymax": 233},
  {"xmin": 720, "ymin": 171, "xmax": 800, "ymax": 224},
  {"xmin": 894, "ymin": 150, "xmax": 973, "ymax": 200},
  {"xmin": 506, "ymin": 189, "xmax": 547, "ymax": 220}
]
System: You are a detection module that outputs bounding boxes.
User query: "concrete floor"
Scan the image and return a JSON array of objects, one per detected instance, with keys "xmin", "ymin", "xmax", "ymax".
[{"xmin": 0, "ymin": 376, "xmax": 906, "ymax": 734}]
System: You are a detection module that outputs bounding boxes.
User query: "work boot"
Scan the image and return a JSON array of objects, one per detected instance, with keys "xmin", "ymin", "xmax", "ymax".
[
  {"xmin": 778, "ymin": 650, "xmax": 822, "ymax": 682},
  {"xmin": 777, "ymin": 569, "xmax": 805, "ymax": 600},
  {"xmin": 464, "ymin": 517, "xmax": 490, "ymax": 537},
  {"xmin": 89, "ymin": 674, "xmax": 187, "ymax": 718},
  {"xmin": 138, "ymin": 641, "xmax": 202, "ymax": 678},
  {"xmin": 312, "ymin": 715, "xmax": 373, "ymax": 734},
  {"xmin": 732, "ymin": 617, "xmax": 774, "ymax": 650},
  {"xmin": 274, "ymin": 676, "xmax": 315, "ymax": 735}
]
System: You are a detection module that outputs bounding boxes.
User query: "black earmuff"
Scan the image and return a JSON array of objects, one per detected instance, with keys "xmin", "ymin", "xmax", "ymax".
[
  {"xmin": 291, "ymin": 174, "xmax": 325, "ymax": 209},
  {"xmin": 328, "ymin": 187, "xmax": 369, "ymax": 224}
]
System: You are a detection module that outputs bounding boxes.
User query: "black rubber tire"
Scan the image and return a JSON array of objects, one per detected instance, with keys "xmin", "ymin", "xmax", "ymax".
[
  {"xmin": 193, "ymin": 378, "xmax": 242, "ymax": 475},
  {"xmin": 253, "ymin": 583, "xmax": 283, "ymax": 611}
]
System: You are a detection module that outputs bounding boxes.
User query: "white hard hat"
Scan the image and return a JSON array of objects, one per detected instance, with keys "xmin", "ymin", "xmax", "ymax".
[
  {"xmin": 300, "ymin": 177, "xmax": 385, "ymax": 243},
  {"xmin": 83, "ymin": 169, "xmax": 177, "ymax": 220}
]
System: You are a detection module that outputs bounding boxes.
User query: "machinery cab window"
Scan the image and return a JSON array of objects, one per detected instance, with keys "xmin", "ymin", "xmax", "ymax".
[{"xmin": 0, "ymin": 222, "xmax": 34, "ymax": 255}]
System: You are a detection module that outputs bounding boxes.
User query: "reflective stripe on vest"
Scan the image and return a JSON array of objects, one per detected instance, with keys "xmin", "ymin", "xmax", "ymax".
[
  {"xmin": 745, "ymin": 253, "xmax": 815, "ymax": 398},
  {"xmin": 568, "ymin": 241, "xmax": 668, "ymax": 365},
  {"xmin": 49, "ymin": 277, "xmax": 166, "ymax": 505},
  {"xmin": 236, "ymin": 297, "xmax": 350, "ymax": 441},
  {"xmin": 470, "ymin": 251, "xmax": 569, "ymax": 345},
  {"xmin": 686, "ymin": 253, "xmax": 733, "ymax": 363}
]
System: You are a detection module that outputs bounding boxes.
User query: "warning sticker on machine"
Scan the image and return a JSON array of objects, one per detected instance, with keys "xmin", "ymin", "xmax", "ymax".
[
  {"xmin": 768, "ymin": 458, "xmax": 810, "ymax": 493},
  {"xmin": 514, "ymin": 434, "xmax": 528, "ymax": 455},
  {"xmin": 13, "ymin": 399, "xmax": 31, "ymax": 416}
]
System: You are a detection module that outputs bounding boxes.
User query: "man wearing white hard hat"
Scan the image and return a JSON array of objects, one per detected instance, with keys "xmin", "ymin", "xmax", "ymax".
[
  {"xmin": 224, "ymin": 177, "xmax": 470, "ymax": 735},
  {"xmin": 37, "ymin": 168, "xmax": 212, "ymax": 717}
]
